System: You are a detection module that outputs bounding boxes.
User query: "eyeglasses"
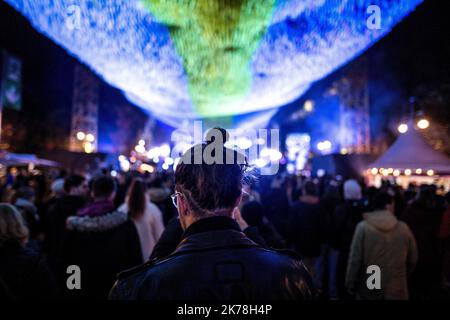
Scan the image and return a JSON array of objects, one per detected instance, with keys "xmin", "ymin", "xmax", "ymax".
[{"xmin": 170, "ymin": 192, "xmax": 182, "ymax": 208}]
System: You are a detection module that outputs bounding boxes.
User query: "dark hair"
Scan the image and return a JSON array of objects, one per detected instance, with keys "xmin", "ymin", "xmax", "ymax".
[
  {"xmin": 127, "ymin": 178, "xmax": 147, "ymax": 219},
  {"xmin": 445, "ymin": 191, "xmax": 450, "ymax": 205},
  {"xmin": 415, "ymin": 185, "xmax": 435, "ymax": 208},
  {"xmin": 175, "ymin": 128, "xmax": 247, "ymax": 216},
  {"xmin": 241, "ymin": 201, "xmax": 264, "ymax": 226},
  {"xmin": 303, "ymin": 180, "xmax": 317, "ymax": 196},
  {"xmin": 372, "ymin": 192, "xmax": 393, "ymax": 210},
  {"xmin": 92, "ymin": 176, "xmax": 116, "ymax": 199},
  {"xmin": 15, "ymin": 187, "xmax": 34, "ymax": 201},
  {"xmin": 64, "ymin": 175, "xmax": 85, "ymax": 193}
]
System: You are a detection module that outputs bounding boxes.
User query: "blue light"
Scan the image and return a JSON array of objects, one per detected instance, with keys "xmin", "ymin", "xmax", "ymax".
[{"xmin": 4, "ymin": 0, "xmax": 423, "ymax": 128}]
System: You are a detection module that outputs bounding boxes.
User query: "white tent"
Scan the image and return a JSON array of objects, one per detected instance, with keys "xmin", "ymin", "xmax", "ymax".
[
  {"xmin": 369, "ymin": 127, "xmax": 450, "ymax": 174},
  {"xmin": 0, "ymin": 152, "xmax": 59, "ymax": 167}
]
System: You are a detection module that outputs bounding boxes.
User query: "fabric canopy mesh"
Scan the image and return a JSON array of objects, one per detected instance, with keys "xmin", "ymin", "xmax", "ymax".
[
  {"xmin": 369, "ymin": 127, "xmax": 450, "ymax": 174},
  {"xmin": 5, "ymin": 0, "xmax": 423, "ymax": 128}
]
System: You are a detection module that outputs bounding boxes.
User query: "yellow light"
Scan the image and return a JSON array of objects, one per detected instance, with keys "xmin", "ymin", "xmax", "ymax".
[
  {"xmin": 139, "ymin": 163, "xmax": 154, "ymax": 173},
  {"xmin": 417, "ymin": 119, "xmax": 429, "ymax": 129},
  {"xmin": 76, "ymin": 131, "xmax": 85, "ymax": 141},
  {"xmin": 427, "ymin": 170, "xmax": 434, "ymax": 176},
  {"xmin": 304, "ymin": 100, "xmax": 314, "ymax": 112},
  {"xmin": 416, "ymin": 168, "xmax": 422, "ymax": 175},
  {"xmin": 382, "ymin": 170, "xmax": 389, "ymax": 176},
  {"xmin": 404, "ymin": 169, "xmax": 411, "ymax": 176},
  {"xmin": 83, "ymin": 142, "xmax": 94, "ymax": 154},
  {"xmin": 393, "ymin": 170, "xmax": 400, "ymax": 176},
  {"xmin": 130, "ymin": 156, "xmax": 137, "ymax": 163},
  {"xmin": 387, "ymin": 168, "xmax": 393, "ymax": 174},
  {"xmin": 85, "ymin": 134, "xmax": 95, "ymax": 142},
  {"xmin": 371, "ymin": 168, "xmax": 378, "ymax": 175},
  {"xmin": 340, "ymin": 148, "xmax": 348, "ymax": 155},
  {"xmin": 398, "ymin": 123, "xmax": 408, "ymax": 134}
]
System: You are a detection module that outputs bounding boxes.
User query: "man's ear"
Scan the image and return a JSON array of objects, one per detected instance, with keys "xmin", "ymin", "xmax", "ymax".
[{"xmin": 178, "ymin": 194, "xmax": 189, "ymax": 216}]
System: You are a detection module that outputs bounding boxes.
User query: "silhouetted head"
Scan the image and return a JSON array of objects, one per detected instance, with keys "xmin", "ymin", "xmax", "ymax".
[
  {"xmin": 372, "ymin": 192, "xmax": 394, "ymax": 213},
  {"xmin": 127, "ymin": 178, "xmax": 147, "ymax": 219},
  {"xmin": 92, "ymin": 176, "xmax": 116, "ymax": 201},
  {"xmin": 64, "ymin": 175, "xmax": 87, "ymax": 196},
  {"xmin": 174, "ymin": 128, "xmax": 247, "ymax": 229}
]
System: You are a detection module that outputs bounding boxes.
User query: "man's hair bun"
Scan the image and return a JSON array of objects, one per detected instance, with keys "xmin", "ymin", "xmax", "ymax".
[{"xmin": 205, "ymin": 127, "xmax": 229, "ymax": 146}]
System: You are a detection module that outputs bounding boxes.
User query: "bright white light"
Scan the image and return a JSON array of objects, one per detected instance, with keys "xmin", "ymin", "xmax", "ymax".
[
  {"xmin": 398, "ymin": 123, "xmax": 408, "ymax": 134},
  {"xmin": 255, "ymin": 158, "xmax": 268, "ymax": 168},
  {"xmin": 147, "ymin": 147, "xmax": 160, "ymax": 159},
  {"xmin": 269, "ymin": 150, "xmax": 282, "ymax": 162},
  {"xmin": 393, "ymin": 169, "xmax": 400, "ymax": 176},
  {"xmin": 259, "ymin": 148, "xmax": 282, "ymax": 161},
  {"xmin": 83, "ymin": 142, "xmax": 94, "ymax": 154},
  {"xmin": 86, "ymin": 133, "xmax": 95, "ymax": 142},
  {"xmin": 162, "ymin": 163, "xmax": 169, "ymax": 170},
  {"xmin": 138, "ymin": 139, "xmax": 146, "ymax": 146},
  {"xmin": 140, "ymin": 163, "xmax": 154, "ymax": 173},
  {"xmin": 153, "ymin": 157, "xmax": 160, "ymax": 163},
  {"xmin": 76, "ymin": 131, "xmax": 85, "ymax": 141},
  {"xmin": 173, "ymin": 157, "xmax": 180, "ymax": 170},
  {"xmin": 260, "ymin": 148, "xmax": 271, "ymax": 157},
  {"xmin": 304, "ymin": 100, "xmax": 314, "ymax": 112},
  {"xmin": 235, "ymin": 137, "xmax": 252, "ymax": 150},
  {"xmin": 159, "ymin": 144, "xmax": 171, "ymax": 158},
  {"xmin": 286, "ymin": 163, "xmax": 295, "ymax": 174},
  {"xmin": 135, "ymin": 144, "xmax": 145, "ymax": 153},
  {"xmin": 165, "ymin": 157, "xmax": 174, "ymax": 165},
  {"xmin": 317, "ymin": 140, "xmax": 332, "ymax": 151},
  {"xmin": 317, "ymin": 169, "xmax": 325, "ymax": 177},
  {"xmin": 120, "ymin": 159, "xmax": 130, "ymax": 172},
  {"xmin": 371, "ymin": 168, "xmax": 378, "ymax": 175},
  {"xmin": 416, "ymin": 168, "xmax": 422, "ymax": 174},
  {"xmin": 118, "ymin": 155, "xmax": 126, "ymax": 162},
  {"xmin": 404, "ymin": 169, "xmax": 412, "ymax": 176},
  {"xmin": 427, "ymin": 169, "xmax": 434, "ymax": 176},
  {"xmin": 257, "ymin": 138, "xmax": 265, "ymax": 145},
  {"xmin": 417, "ymin": 119, "xmax": 429, "ymax": 129},
  {"xmin": 111, "ymin": 170, "xmax": 117, "ymax": 177}
]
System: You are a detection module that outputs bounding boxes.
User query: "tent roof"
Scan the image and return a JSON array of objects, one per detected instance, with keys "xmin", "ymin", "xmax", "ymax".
[{"xmin": 369, "ymin": 127, "xmax": 450, "ymax": 173}]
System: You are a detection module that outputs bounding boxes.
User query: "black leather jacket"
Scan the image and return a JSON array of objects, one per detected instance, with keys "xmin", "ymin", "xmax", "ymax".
[{"xmin": 109, "ymin": 216, "xmax": 315, "ymax": 300}]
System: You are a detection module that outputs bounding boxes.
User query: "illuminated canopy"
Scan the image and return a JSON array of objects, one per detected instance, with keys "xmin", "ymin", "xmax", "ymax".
[{"xmin": 5, "ymin": 0, "xmax": 423, "ymax": 128}]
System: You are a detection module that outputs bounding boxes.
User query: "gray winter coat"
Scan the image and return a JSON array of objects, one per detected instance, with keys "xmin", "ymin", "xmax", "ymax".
[{"xmin": 346, "ymin": 210, "xmax": 418, "ymax": 300}]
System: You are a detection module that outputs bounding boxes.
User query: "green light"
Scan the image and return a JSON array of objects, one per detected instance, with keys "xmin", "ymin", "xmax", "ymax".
[{"xmin": 141, "ymin": 0, "xmax": 276, "ymax": 117}]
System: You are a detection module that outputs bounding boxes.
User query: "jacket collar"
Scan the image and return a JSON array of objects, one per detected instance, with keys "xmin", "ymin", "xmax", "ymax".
[
  {"xmin": 175, "ymin": 216, "xmax": 258, "ymax": 254},
  {"xmin": 66, "ymin": 210, "xmax": 127, "ymax": 232},
  {"xmin": 363, "ymin": 209, "xmax": 398, "ymax": 232}
]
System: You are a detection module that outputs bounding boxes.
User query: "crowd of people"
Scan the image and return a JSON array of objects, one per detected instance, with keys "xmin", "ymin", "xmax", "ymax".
[{"xmin": 0, "ymin": 138, "xmax": 449, "ymax": 300}]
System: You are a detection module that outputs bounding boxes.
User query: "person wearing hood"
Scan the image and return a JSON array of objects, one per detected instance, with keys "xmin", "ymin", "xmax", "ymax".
[
  {"xmin": 331, "ymin": 179, "xmax": 366, "ymax": 299},
  {"xmin": 346, "ymin": 192, "xmax": 417, "ymax": 300},
  {"xmin": 61, "ymin": 176, "xmax": 141, "ymax": 299}
]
